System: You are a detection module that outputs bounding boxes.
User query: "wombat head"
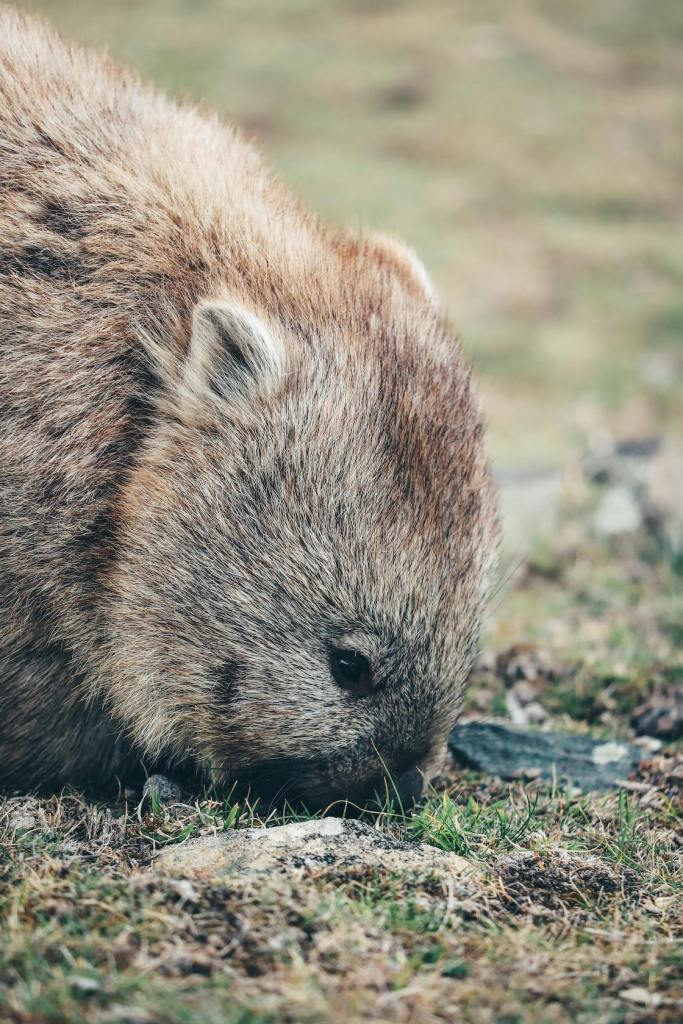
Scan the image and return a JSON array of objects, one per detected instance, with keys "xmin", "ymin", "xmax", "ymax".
[{"xmin": 102, "ymin": 240, "xmax": 497, "ymax": 809}]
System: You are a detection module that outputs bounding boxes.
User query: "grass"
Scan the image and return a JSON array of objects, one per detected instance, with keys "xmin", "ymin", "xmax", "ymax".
[
  {"xmin": 4, "ymin": 518, "xmax": 677, "ymax": 1023},
  {"xmin": 2, "ymin": 1, "xmax": 683, "ymax": 1021},
  {"xmin": 2, "ymin": 522, "xmax": 682, "ymax": 1023},
  {"xmin": 2, "ymin": 752, "xmax": 681, "ymax": 1023}
]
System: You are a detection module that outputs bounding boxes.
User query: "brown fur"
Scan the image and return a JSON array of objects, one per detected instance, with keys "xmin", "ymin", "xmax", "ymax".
[{"xmin": 0, "ymin": 6, "xmax": 498, "ymax": 805}]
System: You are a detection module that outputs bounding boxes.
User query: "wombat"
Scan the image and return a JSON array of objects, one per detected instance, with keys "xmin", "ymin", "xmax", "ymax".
[{"xmin": 0, "ymin": 8, "xmax": 498, "ymax": 807}]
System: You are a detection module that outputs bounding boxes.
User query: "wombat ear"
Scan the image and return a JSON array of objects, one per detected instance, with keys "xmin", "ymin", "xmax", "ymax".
[
  {"xmin": 187, "ymin": 300, "xmax": 284, "ymax": 404},
  {"xmin": 368, "ymin": 232, "xmax": 435, "ymax": 302}
]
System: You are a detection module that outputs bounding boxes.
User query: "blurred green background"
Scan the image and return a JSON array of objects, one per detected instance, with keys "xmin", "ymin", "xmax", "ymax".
[{"xmin": 15, "ymin": 0, "xmax": 683, "ymax": 469}]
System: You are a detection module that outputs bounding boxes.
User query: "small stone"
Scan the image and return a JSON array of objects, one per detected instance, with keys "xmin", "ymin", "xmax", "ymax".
[
  {"xmin": 69, "ymin": 976, "xmax": 102, "ymax": 994},
  {"xmin": 524, "ymin": 701, "xmax": 548, "ymax": 725},
  {"xmin": 591, "ymin": 741, "xmax": 632, "ymax": 766},
  {"xmin": 165, "ymin": 878, "xmax": 200, "ymax": 904},
  {"xmin": 505, "ymin": 688, "xmax": 528, "ymax": 726},
  {"xmin": 633, "ymin": 735, "xmax": 663, "ymax": 754},
  {"xmin": 619, "ymin": 986, "xmax": 662, "ymax": 1008},
  {"xmin": 593, "ymin": 485, "xmax": 642, "ymax": 538},
  {"xmin": 141, "ymin": 774, "xmax": 183, "ymax": 810},
  {"xmin": 505, "ymin": 686, "xmax": 548, "ymax": 727}
]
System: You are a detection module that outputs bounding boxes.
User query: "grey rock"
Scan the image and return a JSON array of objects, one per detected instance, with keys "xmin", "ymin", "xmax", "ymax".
[
  {"xmin": 505, "ymin": 687, "xmax": 528, "ymax": 726},
  {"xmin": 154, "ymin": 817, "xmax": 476, "ymax": 884},
  {"xmin": 3, "ymin": 798, "xmax": 40, "ymax": 833},
  {"xmin": 449, "ymin": 722, "xmax": 643, "ymax": 791},
  {"xmin": 68, "ymin": 976, "xmax": 102, "ymax": 994},
  {"xmin": 141, "ymin": 774, "xmax": 183, "ymax": 810},
  {"xmin": 523, "ymin": 701, "xmax": 549, "ymax": 726},
  {"xmin": 585, "ymin": 437, "xmax": 683, "ymax": 552},
  {"xmin": 632, "ymin": 735, "xmax": 662, "ymax": 755},
  {"xmin": 593, "ymin": 484, "xmax": 642, "ymax": 538}
]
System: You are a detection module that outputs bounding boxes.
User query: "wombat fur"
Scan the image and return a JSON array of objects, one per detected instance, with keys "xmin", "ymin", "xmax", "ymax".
[{"xmin": 0, "ymin": 7, "xmax": 498, "ymax": 806}]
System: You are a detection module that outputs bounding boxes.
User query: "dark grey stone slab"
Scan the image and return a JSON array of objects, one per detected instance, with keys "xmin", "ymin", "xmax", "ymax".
[{"xmin": 448, "ymin": 722, "xmax": 643, "ymax": 792}]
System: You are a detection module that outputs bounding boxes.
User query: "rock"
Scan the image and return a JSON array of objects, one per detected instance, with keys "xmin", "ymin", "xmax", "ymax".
[
  {"xmin": 632, "ymin": 735, "xmax": 663, "ymax": 754},
  {"xmin": 68, "ymin": 976, "xmax": 102, "ymax": 994},
  {"xmin": 593, "ymin": 484, "xmax": 642, "ymax": 538},
  {"xmin": 618, "ymin": 987, "xmax": 662, "ymax": 1009},
  {"xmin": 523, "ymin": 701, "xmax": 549, "ymax": 726},
  {"xmin": 153, "ymin": 817, "xmax": 475, "ymax": 885},
  {"xmin": 505, "ymin": 687, "xmax": 528, "ymax": 726},
  {"xmin": 505, "ymin": 688, "xmax": 548, "ymax": 727},
  {"xmin": 585, "ymin": 436, "xmax": 683, "ymax": 552},
  {"xmin": 2, "ymin": 797, "xmax": 40, "ymax": 833},
  {"xmin": 140, "ymin": 774, "xmax": 184, "ymax": 811},
  {"xmin": 449, "ymin": 722, "xmax": 643, "ymax": 791},
  {"xmin": 505, "ymin": 677, "xmax": 549, "ymax": 727}
]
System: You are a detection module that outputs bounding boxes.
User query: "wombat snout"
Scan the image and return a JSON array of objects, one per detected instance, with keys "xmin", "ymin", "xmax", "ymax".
[
  {"xmin": 393, "ymin": 767, "xmax": 424, "ymax": 806},
  {"xmin": 236, "ymin": 753, "xmax": 426, "ymax": 811}
]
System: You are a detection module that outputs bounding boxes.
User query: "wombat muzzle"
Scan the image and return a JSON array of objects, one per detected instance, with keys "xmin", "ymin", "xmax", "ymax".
[
  {"xmin": 235, "ymin": 756, "xmax": 425, "ymax": 812},
  {"xmin": 392, "ymin": 767, "xmax": 424, "ymax": 807}
]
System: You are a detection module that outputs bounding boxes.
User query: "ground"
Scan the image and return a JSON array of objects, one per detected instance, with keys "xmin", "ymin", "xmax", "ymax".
[
  {"xmin": 2, "ymin": 492, "xmax": 681, "ymax": 1022},
  {"xmin": 2, "ymin": 2, "xmax": 682, "ymax": 1022}
]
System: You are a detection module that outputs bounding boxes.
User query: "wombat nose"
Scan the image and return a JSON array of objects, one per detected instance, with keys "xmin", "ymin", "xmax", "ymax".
[{"xmin": 393, "ymin": 767, "xmax": 424, "ymax": 807}]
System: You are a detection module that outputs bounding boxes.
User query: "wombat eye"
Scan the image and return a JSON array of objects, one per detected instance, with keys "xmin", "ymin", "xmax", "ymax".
[{"xmin": 330, "ymin": 648, "xmax": 373, "ymax": 696}]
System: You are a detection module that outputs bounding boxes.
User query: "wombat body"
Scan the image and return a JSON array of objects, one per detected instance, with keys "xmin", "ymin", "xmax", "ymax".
[{"xmin": 0, "ymin": 8, "xmax": 497, "ymax": 805}]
